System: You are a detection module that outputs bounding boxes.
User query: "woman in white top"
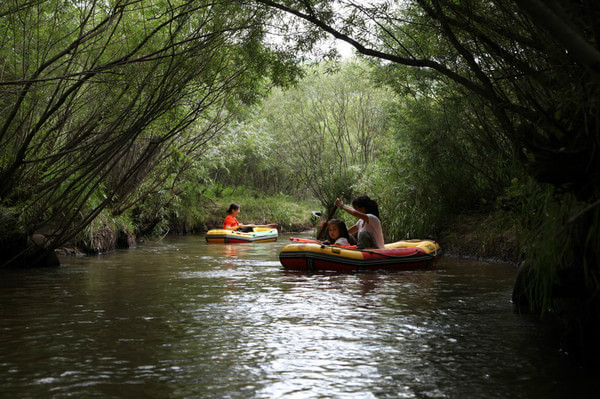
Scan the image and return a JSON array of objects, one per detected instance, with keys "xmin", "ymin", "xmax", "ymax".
[{"xmin": 335, "ymin": 195, "xmax": 384, "ymax": 249}]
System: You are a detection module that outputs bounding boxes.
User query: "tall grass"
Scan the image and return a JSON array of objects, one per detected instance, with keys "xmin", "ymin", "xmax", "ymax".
[{"xmin": 183, "ymin": 187, "xmax": 320, "ymax": 233}]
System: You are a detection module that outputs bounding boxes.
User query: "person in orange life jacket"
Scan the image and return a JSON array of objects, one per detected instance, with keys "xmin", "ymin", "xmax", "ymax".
[
  {"xmin": 322, "ymin": 219, "xmax": 352, "ymax": 246},
  {"xmin": 223, "ymin": 203, "xmax": 254, "ymax": 232},
  {"xmin": 335, "ymin": 195, "xmax": 384, "ymax": 249}
]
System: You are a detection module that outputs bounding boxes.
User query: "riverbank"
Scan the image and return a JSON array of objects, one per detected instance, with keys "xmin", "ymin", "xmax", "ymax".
[
  {"xmin": 438, "ymin": 212, "xmax": 521, "ymax": 265},
  {"xmin": 55, "ymin": 210, "xmax": 521, "ymax": 268}
]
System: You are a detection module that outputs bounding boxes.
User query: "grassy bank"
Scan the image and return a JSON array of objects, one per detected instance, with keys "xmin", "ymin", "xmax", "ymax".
[
  {"xmin": 61, "ymin": 190, "xmax": 320, "ymax": 255},
  {"xmin": 68, "ymin": 186, "xmax": 522, "ymax": 265},
  {"xmin": 199, "ymin": 192, "xmax": 320, "ymax": 233}
]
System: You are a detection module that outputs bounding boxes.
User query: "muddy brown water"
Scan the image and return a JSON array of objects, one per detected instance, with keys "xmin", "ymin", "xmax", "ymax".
[{"xmin": 1, "ymin": 234, "xmax": 597, "ymax": 398}]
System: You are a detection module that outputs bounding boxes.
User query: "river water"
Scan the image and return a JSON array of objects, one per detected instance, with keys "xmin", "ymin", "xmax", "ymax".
[{"xmin": 1, "ymin": 234, "xmax": 597, "ymax": 398}]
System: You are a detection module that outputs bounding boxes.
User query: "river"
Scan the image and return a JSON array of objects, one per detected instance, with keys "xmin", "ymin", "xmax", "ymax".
[{"xmin": 1, "ymin": 234, "xmax": 597, "ymax": 398}]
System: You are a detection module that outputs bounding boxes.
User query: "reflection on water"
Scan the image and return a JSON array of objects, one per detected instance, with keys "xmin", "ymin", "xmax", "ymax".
[{"xmin": 0, "ymin": 234, "xmax": 597, "ymax": 398}]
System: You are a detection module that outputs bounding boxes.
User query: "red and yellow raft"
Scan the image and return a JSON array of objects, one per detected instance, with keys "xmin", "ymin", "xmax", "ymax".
[{"xmin": 279, "ymin": 238, "xmax": 441, "ymax": 272}]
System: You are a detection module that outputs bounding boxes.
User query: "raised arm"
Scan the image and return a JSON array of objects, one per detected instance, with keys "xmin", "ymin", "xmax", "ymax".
[{"xmin": 335, "ymin": 197, "xmax": 369, "ymax": 223}]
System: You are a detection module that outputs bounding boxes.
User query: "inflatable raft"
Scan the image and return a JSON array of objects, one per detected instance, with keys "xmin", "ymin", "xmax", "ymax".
[
  {"xmin": 279, "ymin": 238, "xmax": 441, "ymax": 272},
  {"xmin": 205, "ymin": 227, "xmax": 278, "ymax": 244}
]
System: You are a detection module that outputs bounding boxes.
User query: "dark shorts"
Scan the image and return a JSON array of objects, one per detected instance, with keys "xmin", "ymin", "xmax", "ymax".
[{"xmin": 354, "ymin": 231, "xmax": 376, "ymax": 250}]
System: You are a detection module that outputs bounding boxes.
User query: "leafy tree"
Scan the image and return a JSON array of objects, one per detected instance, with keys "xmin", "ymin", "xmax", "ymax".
[
  {"xmin": 256, "ymin": 61, "xmax": 394, "ymax": 209},
  {"xmin": 198, "ymin": 60, "xmax": 395, "ymax": 216},
  {"xmin": 253, "ymin": 0, "xmax": 599, "ymax": 195},
  {"xmin": 0, "ymin": 0, "xmax": 301, "ymax": 267}
]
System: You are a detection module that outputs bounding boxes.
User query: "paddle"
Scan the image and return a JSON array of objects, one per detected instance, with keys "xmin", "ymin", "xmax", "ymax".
[{"xmin": 316, "ymin": 193, "xmax": 344, "ymax": 240}]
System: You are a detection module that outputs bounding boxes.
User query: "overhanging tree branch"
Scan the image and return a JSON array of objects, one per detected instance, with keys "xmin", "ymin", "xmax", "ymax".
[
  {"xmin": 252, "ymin": 0, "xmax": 492, "ymax": 98},
  {"xmin": 515, "ymin": 0, "xmax": 600, "ymax": 82}
]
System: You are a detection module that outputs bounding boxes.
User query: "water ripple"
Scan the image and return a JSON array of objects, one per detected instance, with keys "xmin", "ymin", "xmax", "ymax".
[{"xmin": 0, "ymin": 236, "xmax": 596, "ymax": 398}]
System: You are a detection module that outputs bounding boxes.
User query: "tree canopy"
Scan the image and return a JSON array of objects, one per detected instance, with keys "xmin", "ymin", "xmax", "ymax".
[
  {"xmin": 254, "ymin": 0, "xmax": 600, "ymax": 196},
  {"xmin": 0, "ymin": 0, "xmax": 301, "ymax": 258}
]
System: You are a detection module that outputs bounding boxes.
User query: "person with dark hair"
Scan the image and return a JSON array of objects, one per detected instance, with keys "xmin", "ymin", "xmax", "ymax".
[
  {"xmin": 335, "ymin": 195, "xmax": 384, "ymax": 249},
  {"xmin": 223, "ymin": 203, "xmax": 254, "ymax": 232},
  {"xmin": 323, "ymin": 219, "xmax": 351, "ymax": 246}
]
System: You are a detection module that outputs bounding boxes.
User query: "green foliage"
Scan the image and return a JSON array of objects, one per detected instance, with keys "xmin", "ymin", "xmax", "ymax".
[
  {"xmin": 199, "ymin": 114, "xmax": 301, "ymax": 197},
  {"xmin": 347, "ymin": 76, "xmax": 518, "ymax": 242},
  {"xmin": 0, "ymin": 0, "xmax": 303, "ymax": 250},
  {"xmin": 0, "ymin": 206, "xmax": 24, "ymax": 237},
  {"xmin": 240, "ymin": 60, "xmax": 396, "ymax": 208},
  {"xmin": 513, "ymin": 183, "xmax": 600, "ymax": 314},
  {"xmin": 201, "ymin": 188, "xmax": 319, "ymax": 232}
]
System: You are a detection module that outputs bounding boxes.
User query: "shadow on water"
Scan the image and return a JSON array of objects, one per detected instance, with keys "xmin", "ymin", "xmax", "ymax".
[{"xmin": 0, "ymin": 234, "xmax": 598, "ymax": 398}]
